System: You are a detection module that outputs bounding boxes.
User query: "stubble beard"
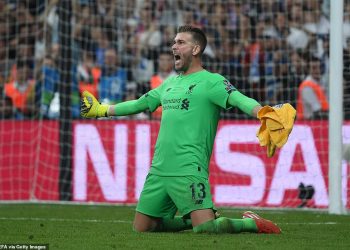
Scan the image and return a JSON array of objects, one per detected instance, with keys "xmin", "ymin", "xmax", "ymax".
[{"xmin": 175, "ymin": 55, "xmax": 192, "ymax": 73}]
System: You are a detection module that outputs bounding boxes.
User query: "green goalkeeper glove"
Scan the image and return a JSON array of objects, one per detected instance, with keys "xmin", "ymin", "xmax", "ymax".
[{"xmin": 81, "ymin": 91, "xmax": 109, "ymax": 118}]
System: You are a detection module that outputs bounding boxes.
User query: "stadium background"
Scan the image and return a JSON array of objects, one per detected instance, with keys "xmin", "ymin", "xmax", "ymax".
[{"xmin": 0, "ymin": 0, "xmax": 349, "ymax": 210}]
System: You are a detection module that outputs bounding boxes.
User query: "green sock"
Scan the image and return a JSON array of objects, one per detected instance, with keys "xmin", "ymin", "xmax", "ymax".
[
  {"xmin": 154, "ymin": 216, "xmax": 192, "ymax": 232},
  {"xmin": 193, "ymin": 217, "xmax": 258, "ymax": 234}
]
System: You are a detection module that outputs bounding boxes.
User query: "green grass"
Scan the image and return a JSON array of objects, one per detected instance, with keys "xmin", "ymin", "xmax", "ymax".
[{"xmin": 0, "ymin": 204, "xmax": 349, "ymax": 250}]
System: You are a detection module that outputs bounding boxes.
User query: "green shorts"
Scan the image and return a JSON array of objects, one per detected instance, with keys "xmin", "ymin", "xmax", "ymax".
[{"xmin": 136, "ymin": 174, "xmax": 215, "ymax": 218}]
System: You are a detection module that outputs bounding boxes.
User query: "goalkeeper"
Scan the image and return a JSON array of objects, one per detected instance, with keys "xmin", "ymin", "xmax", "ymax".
[{"xmin": 81, "ymin": 25, "xmax": 281, "ymax": 234}]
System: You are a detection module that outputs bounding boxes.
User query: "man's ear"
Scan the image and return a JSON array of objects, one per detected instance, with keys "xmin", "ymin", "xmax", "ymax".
[{"xmin": 192, "ymin": 45, "xmax": 201, "ymax": 56}]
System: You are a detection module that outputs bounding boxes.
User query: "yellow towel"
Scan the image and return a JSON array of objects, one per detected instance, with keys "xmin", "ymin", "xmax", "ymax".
[
  {"xmin": 257, "ymin": 113, "xmax": 277, "ymax": 157},
  {"xmin": 257, "ymin": 104, "xmax": 296, "ymax": 157}
]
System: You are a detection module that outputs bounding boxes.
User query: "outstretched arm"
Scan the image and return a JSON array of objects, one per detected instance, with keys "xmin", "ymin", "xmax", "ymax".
[
  {"xmin": 81, "ymin": 91, "xmax": 149, "ymax": 118},
  {"xmin": 227, "ymin": 91, "xmax": 262, "ymax": 118},
  {"xmin": 108, "ymin": 95, "xmax": 149, "ymax": 116}
]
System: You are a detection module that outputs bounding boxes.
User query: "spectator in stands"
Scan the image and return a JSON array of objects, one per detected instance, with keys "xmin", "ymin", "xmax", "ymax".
[
  {"xmin": 148, "ymin": 49, "xmax": 176, "ymax": 120},
  {"xmin": 204, "ymin": 2, "xmax": 231, "ymax": 65},
  {"xmin": 90, "ymin": 26, "xmax": 111, "ymax": 67},
  {"xmin": 137, "ymin": 2, "xmax": 162, "ymax": 62},
  {"xmin": 209, "ymin": 2, "xmax": 229, "ymax": 42},
  {"xmin": 34, "ymin": 21, "xmax": 47, "ymax": 61},
  {"xmin": 261, "ymin": 32, "xmax": 278, "ymax": 103},
  {"xmin": 274, "ymin": 51, "xmax": 300, "ymax": 108},
  {"xmin": 4, "ymin": 60, "xmax": 36, "ymax": 119},
  {"xmin": 37, "ymin": 55, "xmax": 59, "ymax": 119},
  {"xmin": 7, "ymin": 24, "xmax": 36, "ymax": 80},
  {"xmin": 243, "ymin": 32, "xmax": 266, "ymax": 103},
  {"xmin": 269, "ymin": 5, "xmax": 290, "ymax": 79},
  {"xmin": 296, "ymin": 57, "xmax": 329, "ymax": 120},
  {"xmin": 303, "ymin": 5, "xmax": 329, "ymax": 60},
  {"xmin": 99, "ymin": 47, "xmax": 128, "ymax": 104},
  {"xmin": 77, "ymin": 51, "xmax": 101, "ymax": 99},
  {"xmin": 96, "ymin": 0, "xmax": 117, "ymax": 26},
  {"xmin": 159, "ymin": 25, "xmax": 176, "ymax": 48},
  {"xmin": 37, "ymin": 51, "xmax": 80, "ymax": 119},
  {"xmin": 17, "ymin": 37, "xmax": 35, "ymax": 68},
  {"xmin": 157, "ymin": 0, "xmax": 185, "ymax": 27},
  {"xmin": 9, "ymin": 3, "xmax": 36, "ymax": 68},
  {"xmin": 319, "ymin": 35, "xmax": 330, "ymax": 92},
  {"xmin": 273, "ymin": 12, "xmax": 289, "ymax": 40},
  {"xmin": 132, "ymin": 42, "xmax": 155, "ymax": 92},
  {"xmin": 119, "ymin": 20, "xmax": 139, "ymax": 83},
  {"xmin": 286, "ymin": 2, "xmax": 310, "ymax": 51},
  {"xmin": 49, "ymin": 42, "xmax": 60, "ymax": 58},
  {"xmin": 73, "ymin": 4, "xmax": 99, "ymax": 57},
  {"xmin": 44, "ymin": 0, "xmax": 59, "ymax": 43},
  {"xmin": 290, "ymin": 51, "xmax": 308, "ymax": 82},
  {"xmin": 14, "ymin": 1, "xmax": 35, "ymax": 26},
  {"xmin": 303, "ymin": 0, "xmax": 329, "ymax": 37},
  {"xmin": 181, "ymin": 6, "xmax": 202, "ymax": 29},
  {"xmin": 219, "ymin": 39, "xmax": 244, "ymax": 88}
]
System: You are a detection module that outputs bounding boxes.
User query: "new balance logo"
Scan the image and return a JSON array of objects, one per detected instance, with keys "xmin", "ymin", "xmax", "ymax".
[
  {"xmin": 181, "ymin": 98, "xmax": 190, "ymax": 110},
  {"xmin": 186, "ymin": 84, "xmax": 197, "ymax": 94}
]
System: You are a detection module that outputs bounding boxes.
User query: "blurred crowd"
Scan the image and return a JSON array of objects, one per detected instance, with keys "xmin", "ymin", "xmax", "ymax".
[{"xmin": 0, "ymin": 0, "xmax": 350, "ymax": 120}]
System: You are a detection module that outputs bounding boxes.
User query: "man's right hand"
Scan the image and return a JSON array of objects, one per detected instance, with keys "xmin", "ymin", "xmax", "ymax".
[{"xmin": 81, "ymin": 91, "xmax": 109, "ymax": 118}]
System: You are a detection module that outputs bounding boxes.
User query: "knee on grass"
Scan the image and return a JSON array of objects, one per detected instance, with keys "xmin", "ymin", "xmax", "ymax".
[{"xmin": 133, "ymin": 222, "xmax": 157, "ymax": 233}]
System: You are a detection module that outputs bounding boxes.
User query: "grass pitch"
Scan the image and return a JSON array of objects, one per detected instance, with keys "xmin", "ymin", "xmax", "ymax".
[{"xmin": 0, "ymin": 204, "xmax": 349, "ymax": 250}]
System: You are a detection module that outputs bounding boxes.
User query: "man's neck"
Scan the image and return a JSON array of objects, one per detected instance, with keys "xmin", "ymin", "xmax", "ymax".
[{"xmin": 182, "ymin": 65, "xmax": 204, "ymax": 75}]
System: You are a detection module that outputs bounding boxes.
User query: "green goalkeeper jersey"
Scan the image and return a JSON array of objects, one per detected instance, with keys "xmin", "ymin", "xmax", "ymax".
[{"xmin": 144, "ymin": 70, "xmax": 236, "ymax": 178}]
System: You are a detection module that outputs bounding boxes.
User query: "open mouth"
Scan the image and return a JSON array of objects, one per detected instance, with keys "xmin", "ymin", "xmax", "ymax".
[{"xmin": 174, "ymin": 55, "xmax": 181, "ymax": 61}]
